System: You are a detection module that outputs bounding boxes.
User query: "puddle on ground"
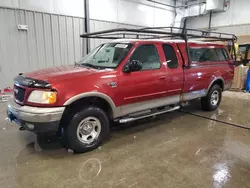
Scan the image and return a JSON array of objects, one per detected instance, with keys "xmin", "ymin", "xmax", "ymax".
[{"xmin": 1, "ymin": 96, "xmax": 250, "ymax": 188}]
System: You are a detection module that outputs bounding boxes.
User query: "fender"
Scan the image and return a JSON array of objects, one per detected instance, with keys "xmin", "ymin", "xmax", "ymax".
[
  {"xmin": 63, "ymin": 92, "xmax": 121, "ymax": 118},
  {"xmin": 207, "ymin": 77, "xmax": 225, "ymax": 92}
]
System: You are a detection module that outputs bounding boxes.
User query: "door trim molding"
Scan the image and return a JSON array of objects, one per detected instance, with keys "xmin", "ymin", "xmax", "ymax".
[
  {"xmin": 120, "ymin": 89, "xmax": 207, "ymax": 117},
  {"xmin": 121, "ymin": 95, "xmax": 180, "ymax": 117},
  {"xmin": 124, "ymin": 91, "xmax": 167, "ymax": 100},
  {"xmin": 64, "ymin": 89, "xmax": 208, "ymax": 119}
]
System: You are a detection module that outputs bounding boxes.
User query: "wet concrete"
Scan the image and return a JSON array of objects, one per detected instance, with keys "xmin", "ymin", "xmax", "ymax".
[{"xmin": 1, "ymin": 91, "xmax": 250, "ymax": 188}]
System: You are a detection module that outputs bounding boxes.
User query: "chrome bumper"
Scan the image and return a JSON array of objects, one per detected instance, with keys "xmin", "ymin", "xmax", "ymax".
[{"xmin": 7, "ymin": 97, "xmax": 65, "ymax": 123}]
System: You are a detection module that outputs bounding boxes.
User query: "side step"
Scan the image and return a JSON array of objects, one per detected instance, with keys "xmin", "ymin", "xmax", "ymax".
[{"xmin": 119, "ymin": 106, "xmax": 180, "ymax": 124}]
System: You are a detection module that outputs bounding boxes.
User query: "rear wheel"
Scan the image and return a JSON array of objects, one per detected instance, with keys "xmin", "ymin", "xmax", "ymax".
[
  {"xmin": 64, "ymin": 106, "xmax": 110, "ymax": 153},
  {"xmin": 201, "ymin": 84, "xmax": 222, "ymax": 111}
]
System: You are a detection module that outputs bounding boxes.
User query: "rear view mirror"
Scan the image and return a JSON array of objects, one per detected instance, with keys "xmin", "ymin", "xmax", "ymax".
[{"xmin": 123, "ymin": 60, "xmax": 143, "ymax": 73}]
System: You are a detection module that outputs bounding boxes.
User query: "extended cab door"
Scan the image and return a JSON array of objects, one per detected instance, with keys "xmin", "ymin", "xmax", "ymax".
[
  {"xmin": 118, "ymin": 43, "xmax": 169, "ymax": 115},
  {"xmin": 161, "ymin": 43, "xmax": 184, "ymax": 97}
]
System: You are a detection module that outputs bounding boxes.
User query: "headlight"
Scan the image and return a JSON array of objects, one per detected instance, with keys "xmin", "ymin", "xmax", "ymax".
[{"xmin": 28, "ymin": 90, "xmax": 57, "ymax": 104}]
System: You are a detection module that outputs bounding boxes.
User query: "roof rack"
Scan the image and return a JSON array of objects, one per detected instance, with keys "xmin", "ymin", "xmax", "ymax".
[
  {"xmin": 80, "ymin": 27, "xmax": 237, "ymax": 41},
  {"xmin": 80, "ymin": 27, "xmax": 237, "ymax": 63}
]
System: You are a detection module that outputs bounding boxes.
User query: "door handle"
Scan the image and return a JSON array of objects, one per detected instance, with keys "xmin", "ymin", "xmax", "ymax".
[{"xmin": 159, "ymin": 76, "xmax": 166, "ymax": 80}]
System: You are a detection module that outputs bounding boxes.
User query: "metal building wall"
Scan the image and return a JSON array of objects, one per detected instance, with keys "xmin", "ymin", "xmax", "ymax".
[
  {"xmin": 186, "ymin": 0, "xmax": 250, "ymax": 36},
  {"xmin": 0, "ymin": 0, "xmax": 175, "ymax": 89},
  {"xmin": 0, "ymin": 7, "xmax": 85, "ymax": 89},
  {"xmin": 88, "ymin": 0, "xmax": 175, "ymax": 50},
  {"xmin": 89, "ymin": 19, "xmax": 143, "ymax": 50}
]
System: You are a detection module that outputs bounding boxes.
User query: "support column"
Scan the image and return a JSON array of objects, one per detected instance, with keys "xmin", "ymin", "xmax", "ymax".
[{"xmin": 84, "ymin": 0, "xmax": 90, "ymax": 54}]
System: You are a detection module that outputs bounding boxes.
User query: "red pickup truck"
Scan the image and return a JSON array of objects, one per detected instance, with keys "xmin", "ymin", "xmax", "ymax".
[{"xmin": 7, "ymin": 28, "xmax": 236, "ymax": 153}]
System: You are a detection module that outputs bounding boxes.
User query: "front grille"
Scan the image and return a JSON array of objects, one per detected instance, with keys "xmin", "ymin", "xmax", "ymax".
[{"xmin": 14, "ymin": 85, "xmax": 26, "ymax": 102}]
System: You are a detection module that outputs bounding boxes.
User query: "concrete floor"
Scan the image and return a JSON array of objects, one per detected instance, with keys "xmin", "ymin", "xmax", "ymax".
[{"xmin": 1, "ymin": 91, "xmax": 250, "ymax": 188}]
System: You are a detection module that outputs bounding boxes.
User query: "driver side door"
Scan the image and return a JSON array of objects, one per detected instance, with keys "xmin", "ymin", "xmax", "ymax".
[{"xmin": 118, "ymin": 43, "xmax": 168, "ymax": 115}]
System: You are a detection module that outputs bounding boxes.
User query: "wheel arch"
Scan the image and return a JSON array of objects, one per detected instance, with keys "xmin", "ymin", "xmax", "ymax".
[
  {"xmin": 63, "ymin": 92, "xmax": 121, "ymax": 119},
  {"xmin": 207, "ymin": 77, "xmax": 225, "ymax": 92}
]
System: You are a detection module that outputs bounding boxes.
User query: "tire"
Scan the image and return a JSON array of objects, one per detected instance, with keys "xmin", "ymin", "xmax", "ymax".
[
  {"xmin": 64, "ymin": 106, "xmax": 110, "ymax": 153},
  {"xmin": 201, "ymin": 84, "xmax": 222, "ymax": 111}
]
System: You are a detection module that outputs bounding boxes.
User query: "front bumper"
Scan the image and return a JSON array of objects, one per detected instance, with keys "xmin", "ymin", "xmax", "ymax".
[{"xmin": 7, "ymin": 97, "xmax": 65, "ymax": 133}]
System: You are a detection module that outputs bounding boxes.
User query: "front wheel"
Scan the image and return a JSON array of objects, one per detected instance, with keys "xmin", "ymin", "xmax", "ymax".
[
  {"xmin": 64, "ymin": 106, "xmax": 110, "ymax": 153},
  {"xmin": 201, "ymin": 84, "xmax": 222, "ymax": 111}
]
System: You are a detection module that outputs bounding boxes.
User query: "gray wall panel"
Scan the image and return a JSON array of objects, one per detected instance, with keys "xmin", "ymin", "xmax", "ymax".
[
  {"xmin": 89, "ymin": 0, "xmax": 175, "ymax": 26},
  {"xmin": 212, "ymin": 24, "xmax": 250, "ymax": 36},
  {"xmin": 0, "ymin": 9, "xmax": 8, "ymax": 89},
  {"xmin": 34, "ymin": 12, "xmax": 46, "ymax": 69},
  {"xmin": 26, "ymin": 11, "xmax": 39, "ymax": 71},
  {"xmin": 73, "ymin": 17, "xmax": 81, "ymax": 62},
  {"xmin": 51, "ymin": 15, "xmax": 61, "ymax": 67},
  {"xmin": 7, "ymin": 10, "xmax": 19, "ymax": 80},
  {"xmin": 59, "ymin": 15, "xmax": 68, "ymax": 66},
  {"xmin": 43, "ymin": 13, "xmax": 54, "ymax": 68},
  {"xmin": 0, "ymin": 8, "xmax": 85, "ymax": 89},
  {"xmin": 66, "ymin": 17, "xmax": 75, "ymax": 64},
  {"xmin": 0, "ymin": 0, "xmax": 85, "ymax": 18},
  {"xmin": 89, "ymin": 19, "xmax": 143, "ymax": 50},
  {"xmin": 0, "ymin": 0, "xmax": 19, "ymax": 8},
  {"xmin": 186, "ymin": 0, "xmax": 250, "ymax": 35},
  {"xmin": 19, "ymin": 10, "xmax": 29, "ymax": 73},
  {"xmin": 89, "ymin": 19, "xmax": 119, "ymax": 50}
]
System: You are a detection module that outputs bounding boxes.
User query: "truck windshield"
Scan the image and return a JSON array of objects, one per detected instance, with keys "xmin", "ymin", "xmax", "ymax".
[{"xmin": 77, "ymin": 43, "xmax": 133, "ymax": 69}]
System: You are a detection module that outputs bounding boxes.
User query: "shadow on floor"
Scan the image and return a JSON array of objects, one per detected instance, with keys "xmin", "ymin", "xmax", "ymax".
[{"xmin": 18, "ymin": 100, "xmax": 203, "ymax": 156}]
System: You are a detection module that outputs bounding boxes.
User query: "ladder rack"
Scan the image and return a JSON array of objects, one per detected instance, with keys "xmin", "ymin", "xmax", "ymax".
[{"xmin": 80, "ymin": 27, "xmax": 237, "ymax": 63}]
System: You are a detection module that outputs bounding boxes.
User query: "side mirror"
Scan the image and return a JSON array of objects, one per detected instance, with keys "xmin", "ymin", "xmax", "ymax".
[
  {"xmin": 166, "ymin": 60, "xmax": 171, "ymax": 64},
  {"xmin": 123, "ymin": 60, "xmax": 143, "ymax": 73}
]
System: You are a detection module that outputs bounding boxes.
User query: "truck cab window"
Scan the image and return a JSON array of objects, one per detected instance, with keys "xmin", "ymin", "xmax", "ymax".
[
  {"xmin": 162, "ymin": 44, "xmax": 178, "ymax": 68},
  {"xmin": 129, "ymin": 44, "xmax": 160, "ymax": 71},
  {"xmin": 222, "ymin": 49, "xmax": 229, "ymax": 60},
  {"xmin": 190, "ymin": 48, "xmax": 223, "ymax": 62},
  {"xmin": 215, "ymin": 48, "xmax": 229, "ymax": 61},
  {"xmin": 77, "ymin": 43, "xmax": 133, "ymax": 69}
]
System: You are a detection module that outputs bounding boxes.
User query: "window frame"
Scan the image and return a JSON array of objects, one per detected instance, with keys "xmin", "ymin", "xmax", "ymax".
[
  {"xmin": 214, "ymin": 48, "xmax": 229, "ymax": 61},
  {"xmin": 189, "ymin": 47, "xmax": 230, "ymax": 63},
  {"xmin": 125, "ymin": 44, "xmax": 161, "ymax": 72},
  {"xmin": 162, "ymin": 44, "xmax": 179, "ymax": 69},
  {"xmin": 221, "ymin": 48, "xmax": 230, "ymax": 60}
]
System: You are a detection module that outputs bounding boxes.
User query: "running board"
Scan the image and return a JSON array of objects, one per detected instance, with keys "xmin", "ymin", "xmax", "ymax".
[{"xmin": 119, "ymin": 106, "xmax": 180, "ymax": 124}]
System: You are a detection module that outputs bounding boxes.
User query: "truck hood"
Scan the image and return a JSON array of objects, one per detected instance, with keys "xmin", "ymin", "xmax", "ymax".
[{"xmin": 24, "ymin": 65, "xmax": 114, "ymax": 84}]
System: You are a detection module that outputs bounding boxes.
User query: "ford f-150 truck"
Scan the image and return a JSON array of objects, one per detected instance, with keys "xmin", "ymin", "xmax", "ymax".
[{"xmin": 7, "ymin": 27, "xmax": 236, "ymax": 153}]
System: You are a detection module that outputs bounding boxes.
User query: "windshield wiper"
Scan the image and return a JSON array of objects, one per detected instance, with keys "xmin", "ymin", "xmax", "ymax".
[
  {"xmin": 81, "ymin": 63, "xmax": 99, "ymax": 69},
  {"xmin": 81, "ymin": 63, "xmax": 114, "ymax": 70}
]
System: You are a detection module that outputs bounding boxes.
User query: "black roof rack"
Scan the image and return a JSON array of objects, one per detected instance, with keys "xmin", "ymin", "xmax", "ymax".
[
  {"xmin": 80, "ymin": 27, "xmax": 237, "ymax": 41},
  {"xmin": 80, "ymin": 27, "xmax": 237, "ymax": 63}
]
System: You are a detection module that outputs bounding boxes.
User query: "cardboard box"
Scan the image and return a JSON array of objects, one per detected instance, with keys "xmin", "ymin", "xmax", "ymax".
[{"xmin": 231, "ymin": 65, "xmax": 249, "ymax": 90}]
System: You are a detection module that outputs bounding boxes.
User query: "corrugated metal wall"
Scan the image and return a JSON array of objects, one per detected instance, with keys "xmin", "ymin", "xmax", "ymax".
[
  {"xmin": 0, "ymin": 1, "xmax": 174, "ymax": 89},
  {"xmin": 0, "ymin": 7, "xmax": 85, "ymax": 89}
]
